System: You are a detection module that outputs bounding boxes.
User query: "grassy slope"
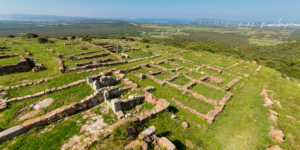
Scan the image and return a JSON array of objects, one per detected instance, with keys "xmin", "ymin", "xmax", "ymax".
[{"xmin": 0, "ymin": 38, "xmax": 299, "ymax": 149}]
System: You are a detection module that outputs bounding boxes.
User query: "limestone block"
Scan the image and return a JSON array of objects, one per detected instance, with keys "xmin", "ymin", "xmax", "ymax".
[
  {"xmin": 115, "ymin": 111, "xmax": 124, "ymax": 120},
  {"xmin": 86, "ymin": 76, "xmax": 93, "ymax": 84},
  {"xmin": 156, "ymin": 99, "xmax": 170, "ymax": 109},
  {"xmin": 0, "ymin": 125, "xmax": 24, "ymax": 142},
  {"xmin": 138, "ymin": 125, "xmax": 156, "ymax": 139},
  {"xmin": 93, "ymin": 80, "xmax": 100, "ymax": 90},
  {"xmin": 33, "ymin": 98, "xmax": 54, "ymax": 110},
  {"xmin": 111, "ymin": 99, "xmax": 121, "ymax": 113},
  {"xmin": 158, "ymin": 137, "xmax": 176, "ymax": 150}
]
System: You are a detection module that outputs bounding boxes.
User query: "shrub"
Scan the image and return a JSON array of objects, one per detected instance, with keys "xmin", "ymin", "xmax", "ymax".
[
  {"xmin": 70, "ymin": 35, "xmax": 76, "ymax": 40},
  {"xmin": 37, "ymin": 37, "xmax": 49, "ymax": 44},
  {"xmin": 146, "ymin": 45, "xmax": 150, "ymax": 48},
  {"xmin": 61, "ymin": 36, "xmax": 68, "ymax": 40},
  {"xmin": 140, "ymin": 38, "xmax": 150, "ymax": 43},
  {"xmin": 23, "ymin": 33, "xmax": 38, "ymax": 38},
  {"xmin": 7, "ymin": 35, "xmax": 15, "ymax": 38}
]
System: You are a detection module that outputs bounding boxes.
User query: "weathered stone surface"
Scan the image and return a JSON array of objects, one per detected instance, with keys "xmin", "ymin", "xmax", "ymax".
[
  {"xmin": 0, "ymin": 125, "xmax": 24, "ymax": 142},
  {"xmin": 33, "ymin": 98, "xmax": 54, "ymax": 110},
  {"xmin": 158, "ymin": 137, "xmax": 176, "ymax": 150},
  {"xmin": 138, "ymin": 125, "xmax": 156, "ymax": 139},
  {"xmin": 182, "ymin": 122, "xmax": 189, "ymax": 129},
  {"xmin": 115, "ymin": 111, "xmax": 124, "ymax": 120},
  {"xmin": 156, "ymin": 99, "xmax": 170, "ymax": 109},
  {"xmin": 267, "ymin": 145, "xmax": 282, "ymax": 150},
  {"xmin": 111, "ymin": 99, "xmax": 121, "ymax": 113},
  {"xmin": 263, "ymin": 97, "xmax": 273, "ymax": 107},
  {"xmin": 144, "ymin": 92, "xmax": 156, "ymax": 104},
  {"xmin": 268, "ymin": 127, "xmax": 284, "ymax": 142},
  {"xmin": 141, "ymin": 141, "xmax": 148, "ymax": 150},
  {"xmin": 19, "ymin": 109, "xmax": 41, "ymax": 120},
  {"xmin": 185, "ymin": 139, "xmax": 194, "ymax": 149},
  {"xmin": 124, "ymin": 140, "xmax": 141, "ymax": 150}
]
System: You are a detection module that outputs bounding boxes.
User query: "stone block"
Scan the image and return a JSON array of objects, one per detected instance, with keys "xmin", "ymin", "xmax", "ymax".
[
  {"xmin": 111, "ymin": 99, "xmax": 121, "ymax": 113},
  {"xmin": 115, "ymin": 111, "xmax": 124, "ymax": 120},
  {"xmin": 0, "ymin": 125, "xmax": 24, "ymax": 142},
  {"xmin": 138, "ymin": 125, "xmax": 156, "ymax": 139},
  {"xmin": 156, "ymin": 99, "xmax": 170, "ymax": 109},
  {"xmin": 158, "ymin": 137, "xmax": 176, "ymax": 150}
]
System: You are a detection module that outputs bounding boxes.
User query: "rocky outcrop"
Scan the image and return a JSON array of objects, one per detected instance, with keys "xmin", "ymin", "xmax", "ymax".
[
  {"xmin": 31, "ymin": 63, "xmax": 45, "ymax": 72},
  {"xmin": 255, "ymin": 65, "xmax": 262, "ymax": 73}
]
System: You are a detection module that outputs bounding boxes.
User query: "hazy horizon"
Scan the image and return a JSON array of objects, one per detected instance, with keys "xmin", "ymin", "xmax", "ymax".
[{"xmin": 0, "ymin": 0, "xmax": 300, "ymax": 22}]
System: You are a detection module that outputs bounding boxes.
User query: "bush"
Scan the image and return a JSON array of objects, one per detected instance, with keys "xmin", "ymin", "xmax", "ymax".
[
  {"xmin": 23, "ymin": 33, "xmax": 38, "ymax": 38},
  {"xmin": 70, "ymin": 35, "xmax": 76, "ymax": 40},
  {"xmin": 140, "ymin": 38, "xmax": 150, "ymax": 43},
  {"xmin": 37, "ymin": 37, "xmax": 49, "ymax": 44},
  {"xmin": 7, "ymin": 35, "xmax": 15, "ymax": 38},
  {"xmin": 145, "ymin": 45, "xmax": 150, "ymax": 48},
  {"xmin": 127, "ymin": 38, "xmax": 135, "ymax": 41},
  {"xmin": 61, "ymin": 36, "xmax": 68, "ymax": 40}
]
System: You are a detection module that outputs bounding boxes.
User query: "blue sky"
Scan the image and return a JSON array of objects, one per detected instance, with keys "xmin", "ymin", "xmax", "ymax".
[{"xmin": 0, "ymin": 0, "xmax": 299, "ymax": 22}]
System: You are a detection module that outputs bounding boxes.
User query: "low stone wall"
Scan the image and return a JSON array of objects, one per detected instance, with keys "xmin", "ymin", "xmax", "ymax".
[
  {"xmin": 209, "ymin": 76, "xmax": 223, "ymax": 84},
  {"xmin": 72, "ymin": 53, "xmax": 110, "ymax": 61},
  {"xmin": 0, "ymin": 55, "xmax": 31, "ymax": 74},
  {"xmin": 227, "ymin": 60, "xmax": 244, "ymax": 69},
  {"xmin": 0, "ymin": 55, "xmax": 18, "ymax": 59},
  {"xmin": 167, "ymin": 74, "xmax": 181, "ymax": 82},
  {"xmin": 76, "ymin": 58, "xmax": 113, "ymax": 67},
  {"xmin": 184, "ymin": 74, "xmax": 225, "ymax": 92},
  {"xmin": 67, "ymin": 61, "xmax": 127, "ymax": 72},
  {"xmin": 148, "ymin": 70, "xmax": 162, "ymax": 75},
  {"xmin": 120, "ymin": 95, "xmax": 145, "ymax": 111},
  {"xmin": 254, "ymin": 65, "xmax": 262, "ymax": 73},
  {"xmin": 57, "ymin": 58, "xmax": 65, "ymax": 73},
  {"xmin": 145, "ymin": 74, "xmax": 165, "ymax": 86},
  {"xmin": 172, "ymin": 98, "xmax": 206, "ymax": 120},
  {"xmin": 223, "ymin": 77, "xmax": 242, "ymax": 91},
  {"xmin": 67, "ymin": 50, "xmax": 104, "ymax": 58},
  {"xmin": 127, "ymin": 54, "xmax": 161, "ymax": 63},
  {"xmin": 105, "ymin": 50, "xmax": 123, "ymax": 61},
  {"xmin": 5, "ymin": 78, "xmax": 54, "ymax": 90},
  {"xmin": 6, "ymin": 79, "xmax": 86, "ymax": 104}
]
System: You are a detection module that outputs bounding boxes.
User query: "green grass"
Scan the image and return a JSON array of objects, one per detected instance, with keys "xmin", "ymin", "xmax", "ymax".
[
  {"xmin": 0, "ymin": 57, "xmax": 20, "ymax": 65},
  {"xmin": 0, "ymin": 83, "xmax": 94, "ymax": 129},
  {"xmin": 170, "ymin": 76, "xmax": 191, "ymax": 87},
  {"xmin": 154, "ymin": 71, "xmax": 173, "ymax": 81},
  {"xmin": 190, "ymin": 83, "xmax": 225, "ymax": 101},
  {"xmin": 121, "ymin": 50, "xmax": 153, "ymax": 60},
  {"xmin": 159, "ymin": 63, "xmax": 176, "ymax": 69},
  {"xmin": 186, "ymin": 71, "xmax": 206, "ymax": 79}
]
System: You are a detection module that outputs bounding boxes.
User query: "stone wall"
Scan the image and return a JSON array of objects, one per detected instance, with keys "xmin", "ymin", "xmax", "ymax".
[
  {"xmin": 0, "ymin": 55, "xmax": 31, "ymax": 74},
  {"xmin": 67, "ymin": 50, "xmax": 104, "ymax": 58},
  {"xmin": 223, "ymin": 77, "xmax": 242, "ymax": 91},
  {"xmin": 255, "ymin": 65, "xmax": 262, "ymax": 73},
  {"xmin": 66, "ymin": 61, "xmax": 127, "ymax": 72},
  {"xmin": 0, "ymin": 55, "xmax": 18, "ymax": 59},
  {"xmin": 76, "ymin": 58, "xmax": 113, "ymax": 67},
  {"xmin": 57, "ymin": 58, "xmax": 65, "ymax": 73},
  {"xmin": 71, "ymin": 53, "xmax": 110, "ymax": 61}
]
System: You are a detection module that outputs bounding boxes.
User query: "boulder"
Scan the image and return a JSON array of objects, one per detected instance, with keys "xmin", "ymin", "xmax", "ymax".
[
  {"xmin": 182, "ymin": 122, "xmax": 189, "ymax": 129},
  {"xmin": 158, "ymin": 137, "xmax": 176, "ymax": 150}
]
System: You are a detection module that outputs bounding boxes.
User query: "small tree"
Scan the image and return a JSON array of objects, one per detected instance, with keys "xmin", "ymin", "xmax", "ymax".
[
  {"xmin": 38, "ymin": 37, "xmax": 49, "ymax": 44},
  {"xmin": 61, "ymin": 36, "xmax": 68, "ymax": 40},
  {"xmin": 70, "ymin": 35, "xmax": 76, "ymax": 40},
  {"xmin": 23, "ymin": 33, "xmax": 38, "ymax": 38},
  {"xmin": 140, "ymin": 38, "xmax": 150, "ymax": 43},
  {"xmin": 7, "ymin": 35, "xmax": 15, "ymax": 38}
]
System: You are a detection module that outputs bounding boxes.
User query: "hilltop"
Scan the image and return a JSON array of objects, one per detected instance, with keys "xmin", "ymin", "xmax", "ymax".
[{"xmin": 0, "ymin": 36, "xmax": 299, "ymax": 150}]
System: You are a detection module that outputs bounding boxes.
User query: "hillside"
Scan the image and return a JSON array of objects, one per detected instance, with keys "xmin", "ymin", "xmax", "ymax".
[{"xmin": 0, "ymin": 37, "xmax": 299, "ymax": 150}]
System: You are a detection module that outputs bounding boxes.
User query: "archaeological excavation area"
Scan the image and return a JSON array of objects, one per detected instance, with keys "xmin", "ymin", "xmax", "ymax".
[{"xmin": 0, "ymin": 37, "xmax": 299, "ymax": 150}]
